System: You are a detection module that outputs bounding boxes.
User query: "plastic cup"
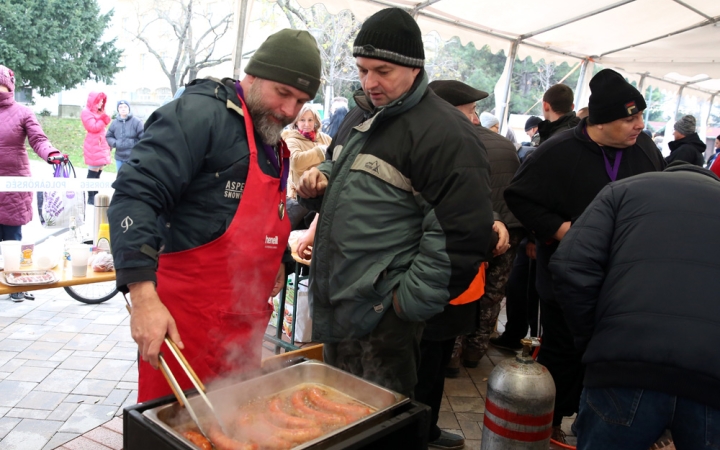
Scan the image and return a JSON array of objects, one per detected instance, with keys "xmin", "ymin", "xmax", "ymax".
[
  {"xmin": 1, "ymin": 240, "xmax": 22, "ymax": 272},
  {"xmin": 68, "ymin": 244, "xmax": 91, "ymax": 277}
]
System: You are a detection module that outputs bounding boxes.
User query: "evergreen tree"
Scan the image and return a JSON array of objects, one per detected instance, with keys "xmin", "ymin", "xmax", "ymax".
[{"xmin": 0, "ymin": 0, "xmax": 121, "ymax": 97}]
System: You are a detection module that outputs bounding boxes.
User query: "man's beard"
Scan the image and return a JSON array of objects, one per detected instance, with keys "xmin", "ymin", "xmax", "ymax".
[{"xmin": 245, "ymin": 82, "xmax": 292, "ymax": 145}]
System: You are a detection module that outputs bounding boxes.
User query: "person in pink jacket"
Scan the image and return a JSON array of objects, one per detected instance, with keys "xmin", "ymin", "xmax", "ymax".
[
  {"xmin": 81, "ymin": 91, "xmax": 111, "ymax": 205},
  {"xmin": 0, "ymin": 65, "xmax": 62, "ymax": 301}
]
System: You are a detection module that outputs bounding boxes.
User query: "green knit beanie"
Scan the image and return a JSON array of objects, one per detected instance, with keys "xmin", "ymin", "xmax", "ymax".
[{"xmin": 245, "ymin": 29, "xmax": 322, "ymax": 98}]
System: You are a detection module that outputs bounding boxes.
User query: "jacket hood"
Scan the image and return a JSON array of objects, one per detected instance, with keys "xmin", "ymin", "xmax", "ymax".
[
  {"xmin": 668, "ymin": 132, "xmax": 705, "ymax": 153},
  {"xmin": 353, "ymin": 69, "xmax": 428, "ymax": 117},
  {"xmin": 538, "ymin": 111, "xmax": 578, "ymax": 139},
  {"xmin": 0, "ymin": 91, "xmax": 14, "ymax": 108},
  {"xmin": 664, "ymin": 161, "xmax": 720, "ymax": 181},
  {"xmin": 86, "ymin": 91, "xmax": 107, "ymax": 110},
  {"xmin": 184, "ymin": 78, "xmax": 241, "ymax": 110}
]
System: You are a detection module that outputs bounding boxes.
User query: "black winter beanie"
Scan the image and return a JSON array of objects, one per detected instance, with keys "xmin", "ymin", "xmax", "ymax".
[
  {"xmin": 588, "ymin": 69, "xmax": 646, "ymax": 124},
  {"xmin": 353, "ymin": 8, "xmax": 425, "ymax": 68},
  {"xmin": 244, "ymin": 29, "xmax": 322, "ymax": 98}
]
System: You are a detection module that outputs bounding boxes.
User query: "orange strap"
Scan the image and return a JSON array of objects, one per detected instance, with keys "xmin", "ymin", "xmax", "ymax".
[{"xmin": 449, "ymin": 262, "xmax": 487, "ymax": 306}]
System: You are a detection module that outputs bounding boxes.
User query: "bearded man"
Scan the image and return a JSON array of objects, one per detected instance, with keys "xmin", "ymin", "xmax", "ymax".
[{"xmin": 108, "ymin": 29, "xmax": 322, "ymax": 402}]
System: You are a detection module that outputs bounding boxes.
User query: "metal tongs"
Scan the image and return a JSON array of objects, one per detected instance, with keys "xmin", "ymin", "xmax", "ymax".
[{"xmin": 122, "ymin": 294, "xmax": 226, "ymax": 448}]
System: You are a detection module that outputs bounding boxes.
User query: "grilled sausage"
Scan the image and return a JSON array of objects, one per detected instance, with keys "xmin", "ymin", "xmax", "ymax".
[
  {"xmin": 267, "ymin": 397, "xmax": 318, "ymax": 429},
  {"xmin": 206, "ymin": 427, "xmax": 258, "ymax": 450},
  {"xmin": 182, "ymin": 430, "xmax": 212, "ymax": 450},
  {"xmin": 306, "ymin": 387, "xmax": 373, "ymax": 421},
  {"xmin": 259, "ymin": 415, "xmax": 324, "ymax": 443},
  {"xmin": 237, "ymin": 414, "xmax": 294, "ymax": 450},
  {"xmin": 290, "ymin": 389, "xmax": 347, "ymax": 426}
]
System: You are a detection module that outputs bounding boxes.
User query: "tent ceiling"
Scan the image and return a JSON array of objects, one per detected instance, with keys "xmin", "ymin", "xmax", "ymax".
[{"xmin": 294, "ymin": 0, "xmax": 720, "ymax": 95}]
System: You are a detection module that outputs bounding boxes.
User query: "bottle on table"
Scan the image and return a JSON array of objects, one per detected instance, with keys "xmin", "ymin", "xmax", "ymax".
[{"xmin": 96, "ymin": 223, "xmax": 111, "ymax": 252}]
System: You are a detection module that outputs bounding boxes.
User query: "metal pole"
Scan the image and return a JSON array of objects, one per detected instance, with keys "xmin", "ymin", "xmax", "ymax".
[
  {"xmin": 674, "ymin": 85, "xmax": 685, "ymax": 120},
  {"xmin": 498, "ymin": 40, "xmax": 519, "ymax": 136},
  {"xmin": 644, "ymin": 86, "xmax": 654, "ymax": 124},
  {"xmin": 233, "ymin": 0, "xmax": 251, "ymax": 80},
  {"xmin": 704, "ymin": 94, "xmax": 716, "ymax": 160},
  {"xmin": 637, "ymin": 73, "xmax": 647, "ymax": 93},
  {"xmin": 574, "ymin": 59, "xmax": 589, "ymax": 110}
]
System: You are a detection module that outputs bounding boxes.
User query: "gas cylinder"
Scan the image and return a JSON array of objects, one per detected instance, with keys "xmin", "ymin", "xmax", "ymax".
[{"xmin": 481, "ymin": 339, "xmax": 555, "ymax": 450}]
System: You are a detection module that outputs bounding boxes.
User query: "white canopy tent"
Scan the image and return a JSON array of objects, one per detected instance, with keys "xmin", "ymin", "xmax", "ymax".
[{"xmin": 236, "ymin": 0, "xmax": 720, "ymax": 131}]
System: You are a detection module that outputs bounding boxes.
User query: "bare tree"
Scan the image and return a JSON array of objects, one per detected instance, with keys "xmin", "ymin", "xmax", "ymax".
[
  {"xmin": 534, "ymin": 60, "xmax": 557, "ymax": 93},
  {"xmin": 272, "ymin": 0, "xmax": 360, "ymax": 111},
  {"xmin": 128, "ymin": 0, "xmax": 233, "ymax": 94}
]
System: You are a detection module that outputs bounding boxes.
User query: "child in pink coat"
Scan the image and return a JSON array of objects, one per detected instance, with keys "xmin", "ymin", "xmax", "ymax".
[{"xmin": 81, "ymin": 91, "xmax": 111, "ymax": 205}]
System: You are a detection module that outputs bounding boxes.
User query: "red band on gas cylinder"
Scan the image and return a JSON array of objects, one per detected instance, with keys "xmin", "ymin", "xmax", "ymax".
[
  {"xmin": 483, "ymin": 414, "xmax": 553, "ymax": 442},
  {"xmin": 485, "ymin": 397, "xmax": 553, "ymax": 426}
]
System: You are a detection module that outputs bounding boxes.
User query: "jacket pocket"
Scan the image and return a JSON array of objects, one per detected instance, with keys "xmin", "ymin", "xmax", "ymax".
[
  {"xmin": 585, "ymin": 387, "xmax": 642, "ymax": 426},
  {"xmin": 707, "ymin": 405, "xmax": 720, "ymax": 449},
  {"xmin": 356, "ymin": 253, "xmax": 396, "ymax": 306}
]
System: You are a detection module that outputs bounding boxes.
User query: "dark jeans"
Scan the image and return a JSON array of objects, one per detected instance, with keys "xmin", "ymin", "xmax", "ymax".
[
  {"xmin": 536, "ymin": 297, "xmax": 584, "ymax": 426},
  {"xmin": 0, "ymin": 225, "xmax": 22, "ymax": 241},
  {"xmin": 323, "ymin": 308, "xmax": 424, "ymax": 399},
  {"xmin": 577, "ymin": 387, "xmax": 720, "ymax": 450},
  {"xmin": 501, "ymin": 239, "xmax": 540, "ymax": 340},
  {"xmin": 415, "ymin": 337, "xmax": 455, "ymax": 441}
]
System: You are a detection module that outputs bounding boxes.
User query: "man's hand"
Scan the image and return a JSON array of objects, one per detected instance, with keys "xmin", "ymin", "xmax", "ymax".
[
  {"xmin": 526, "ymin": 241, "xmax": 537, "ymax": 259},
  {"xmin": 128, "ymin": 281, "xmax": 183, "ymax": 369},
  {"xmin": 553, "ymin": 221, "xmax": 572, "ymax": 241},
  {"xmin": 297, "ymin": 167, "xmax": 328, "ymax": 199},
  {"xmin": 297, "ymin": 227, "xmax": 316, "ymax": 261},
  {"xmin": 270, "ymin": 264, "xmax": 285, "ymax": 297},
  {"xmin": 492, "ymin": 221, "xmax": 510, "ymax": 257}
]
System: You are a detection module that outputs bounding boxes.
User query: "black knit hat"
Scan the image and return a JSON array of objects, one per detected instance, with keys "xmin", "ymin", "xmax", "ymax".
[
  {"xmin": 525, "ymin": 116, "xmax": 543, "ymax": 131},
  {"xmin": 245, "ymin": 29, "xmax": 322, "ymax": 98},
  {"xmin": 429, "ymin": 80, "xmax": 488, "ymax": 106},
  {"xmin": 353, "ymin": 8, "xmax": 425, "ymax": 68},
  {"xmin": 588, "ymin": 69, "xmax": 646, "ymax": 124}
]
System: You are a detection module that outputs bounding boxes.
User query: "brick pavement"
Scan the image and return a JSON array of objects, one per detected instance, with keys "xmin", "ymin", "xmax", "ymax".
[
  {"xmin": 0, "ymin": 288, "xmax": 136, "ymax": 450},
  {"xmin": 0, "ymin": 290, "xmax": 583, "ymax": 450}
]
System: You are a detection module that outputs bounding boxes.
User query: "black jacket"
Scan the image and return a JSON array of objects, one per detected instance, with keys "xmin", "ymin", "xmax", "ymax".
[
  {"xmin": 549, "ymin": 165, "xmax": 720, "ymax": 409},
  {"xmin": 476, "ymin": 125, "xmax": 521, "ymax": 230},
  {"xmin": 666, "ymin": 132, "xmax": 705, "ymax": 166},
  {"xmin": 106, "ymin": 113, "xmax": 145, "ymax": 161},
  {"xmin": 537, "ymin": 111, "xmax": 580, "ymax": 145},
  {"xmin": 108, "ymin": 78, "xmax": 283, "ymax": 291},
  {"xmin": 504, "ymin": 118, "xmax": 666, "ymax": 299}
]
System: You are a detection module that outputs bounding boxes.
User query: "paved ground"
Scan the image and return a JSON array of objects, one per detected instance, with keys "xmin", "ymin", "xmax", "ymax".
[
  {"xmin": 0, "ymin": 289, "xmax": 576, "ymax": 450},
  {"xmin": 0, "ymin": 288, "xmax": 136, "ymax": 450}
]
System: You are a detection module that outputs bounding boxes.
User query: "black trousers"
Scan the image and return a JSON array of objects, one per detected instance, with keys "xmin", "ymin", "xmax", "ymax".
[
  {"xmin": 323, "ymin": 308, "xmax": 424, "ymax": 399},
  {"xmin": 536, "ymin": 297, "xmax": 585, "ymax": 426},
  {"xmin": 415, "ymin": 337, "xmax": 456, "ymax": 441},
  {"xmin": 87, "ymin": 169, "xmax": 102, "ymax": 205},
  {"xmin": 501, "ymin": 238, "xmax": 540, "ymax": 340}
]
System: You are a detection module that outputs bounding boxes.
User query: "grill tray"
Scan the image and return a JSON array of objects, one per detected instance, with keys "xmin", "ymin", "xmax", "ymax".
[{"xmin": 142, "ymin": 360, "xmax": 410, "ymax": 449}]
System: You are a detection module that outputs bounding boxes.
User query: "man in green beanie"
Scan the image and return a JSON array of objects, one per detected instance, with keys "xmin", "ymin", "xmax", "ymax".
[{"xmin": 107, "ymin": 29, "xmax": 321, "ymax": 402}]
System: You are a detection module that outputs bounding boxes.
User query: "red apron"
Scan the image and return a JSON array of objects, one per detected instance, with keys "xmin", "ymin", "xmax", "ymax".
[{"xmin": 138, "ymin": 96, "xmax": 290, "ymax": 402}]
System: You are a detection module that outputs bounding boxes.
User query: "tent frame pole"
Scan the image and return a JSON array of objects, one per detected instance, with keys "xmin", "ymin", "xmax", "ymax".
[
  {"xmin": 233, "ymin": 0, "xmax": 251, "ymax": 80},
  {"xmin": 674, "ymin": 85, "xmax": 686, "ymax": 120},
  {"xmin": 574, "ymin": 59, "xmax": 589, "ymax": 110},
  {"xmin": 497, "ymin": 40, "xmax": 519, "ymax": 136}
]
